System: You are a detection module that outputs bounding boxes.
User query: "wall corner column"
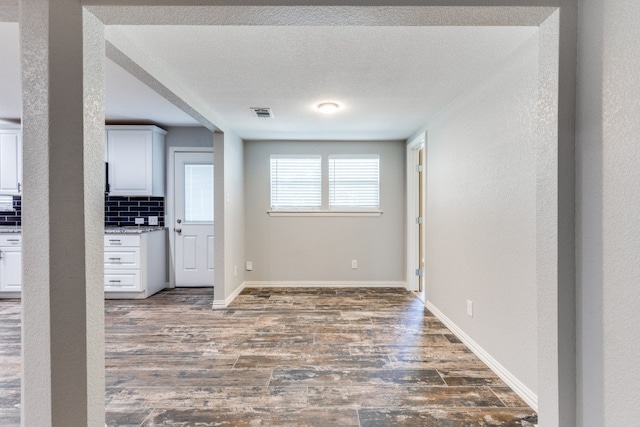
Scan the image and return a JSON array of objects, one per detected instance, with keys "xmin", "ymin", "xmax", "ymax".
[
  {"xmin": 536, "ymin": 3, "xmax": 578, "ymax": 426},
  {"xmin": 20, "ymin": 1, "xmax": 105, "ymax": 425},
  {"xmin": 213, "ymin": 131, "xmax": 225, "ymax": 305}
]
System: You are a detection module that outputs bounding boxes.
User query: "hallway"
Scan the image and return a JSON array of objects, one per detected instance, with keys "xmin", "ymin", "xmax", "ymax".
[{"xmin": 0, "ymin": 288, "xmax": 536, "ymax": 426}]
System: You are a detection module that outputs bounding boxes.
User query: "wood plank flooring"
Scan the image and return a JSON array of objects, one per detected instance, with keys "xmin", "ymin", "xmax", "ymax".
[{"xmin": 0, "ymin": 287, "xmax": 537, "ymax": 426}]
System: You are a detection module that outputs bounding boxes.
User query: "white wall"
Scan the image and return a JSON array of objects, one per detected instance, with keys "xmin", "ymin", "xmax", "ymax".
[
  {"xmin": 425, "ymin": 33, "xmax": 539, "ymax": 397},
  {"xmin": 244, "ymin": 140, "xmax": 405, "ymax": 284},
  {"xmin": 577, "ymin": 0, "xmax": 640, "ymax": 425}
]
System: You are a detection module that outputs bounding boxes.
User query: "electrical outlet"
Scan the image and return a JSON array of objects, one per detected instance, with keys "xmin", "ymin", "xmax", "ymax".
[
  {"xmin": 246, "ymin": 261, "xmax": 253, "ymax": 271},
  {"xmin": 351, "ymin": 260, "xmax": 358, "ymax": 269},
  {"xmin": 148, "ymin": 216, "xmax": 158, "ymax": 225},
  {"xmin": 467, "ymin": 300, "xmax": 473, "ymax": 317},
  {"xmin": 134, "ymin": 217, "xmax": 144, "ymax": 225}
]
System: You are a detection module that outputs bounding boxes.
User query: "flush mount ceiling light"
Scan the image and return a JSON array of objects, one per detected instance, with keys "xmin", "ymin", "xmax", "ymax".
[{"xmin": 317, "ymin": 102, "xmax": 340, "ymax": 114}]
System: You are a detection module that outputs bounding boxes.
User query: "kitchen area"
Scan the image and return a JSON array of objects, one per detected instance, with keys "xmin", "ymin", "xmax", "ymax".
[{"xmin": 0, "ymin": 124, "xmax": 171, "ymax": 299}]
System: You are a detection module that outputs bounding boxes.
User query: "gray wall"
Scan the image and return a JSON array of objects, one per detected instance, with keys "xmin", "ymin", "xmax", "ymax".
[
  {"xmin": 576, "ymin": 0, "xmax": 640, "ymax": 424},
  {"xmin": 426, "ymin": 33, "xmax": 539, "ymax": 397},
  {"xmin": 222, "ymin": 131, "xmax": 245, "ymax": 300},
  {"xmin": 165, "ymin": 126, "xmax": 213, "ymax": 148},
  {"xmin": 244, "ymin": 140, "xmax": 405, "ymax": 284},
  {"xmin": 212, "ymin": 130, "xmax": 245, "ymax": 304}
]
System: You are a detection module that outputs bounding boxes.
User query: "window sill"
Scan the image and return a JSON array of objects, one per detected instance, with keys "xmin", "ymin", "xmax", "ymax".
[{"xmin": 268, "ymin": 210, "xmax": 383, "ymax": 217}]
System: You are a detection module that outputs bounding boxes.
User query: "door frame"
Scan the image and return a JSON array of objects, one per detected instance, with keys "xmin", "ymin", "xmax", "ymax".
[
  {"xmin": 406, "ymin": 133, "xmax": 426, "ymax": 299},
  {"xmin": 167, "ymin": 146, "xmax": 214, "ymax": 288}
]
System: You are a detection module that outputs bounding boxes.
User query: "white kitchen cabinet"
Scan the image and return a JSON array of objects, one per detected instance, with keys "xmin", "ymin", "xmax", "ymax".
[
  {"xmin": 104, "ymin": 230, "xmax": 166, "ymax": 298},
  {"xmin": 0, "ymin": 230, "xmax": 167, "ymax": 299},
  {"xmin": 0, "ymin": 129, "xmax": 22, "ymax": 195},
  {"xmin": 106, "ymin": 125, "xmax": 166, "ymax": 196},
  {"xmin": 0, "ymin": 234, "xmax": 21, "ymax": 295}
]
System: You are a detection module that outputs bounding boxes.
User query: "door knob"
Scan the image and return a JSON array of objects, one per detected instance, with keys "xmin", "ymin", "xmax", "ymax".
[
  {"xmin": 177, "ymin": 219, "xmax": 182, "ymax": 224},
  {"xmin": 175, "ymin": 228, "xmax": 182, "ymax": 235}
]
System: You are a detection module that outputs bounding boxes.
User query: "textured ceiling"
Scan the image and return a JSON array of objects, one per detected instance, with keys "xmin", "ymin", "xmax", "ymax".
[
  {"xmin": 110, "ymin": 25, "xmax": 537, "ymax": 139},
  {"xmin": 105, "ymin": 59, "xmax": 200, "ymax": 126},
  {"xmin": 0, "ymin": 22, "xmax": 200, "ymax": 127},
  {"xmin": 0, "ymin": 19, "xmax": 538, "ymax": 139}
]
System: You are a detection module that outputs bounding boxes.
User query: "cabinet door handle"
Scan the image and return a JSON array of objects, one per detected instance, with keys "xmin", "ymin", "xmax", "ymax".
[
  {"xmin": 17, "ymin": 183, "xmax": 21, "ymax": 193},
  {"xmin": 108, "ymin": 280, "xmax": 121, "ymax": 283},
  {"xmin": 108, "ymin": 239, "xmax": 121, "ymax": 245},
  {"xmin": 0, "ymin": 249, "xmax": 3, "ymax": 260},
  {"xmin": 108, "ymin": 257, "xmax": 121, "ymax": 261}
]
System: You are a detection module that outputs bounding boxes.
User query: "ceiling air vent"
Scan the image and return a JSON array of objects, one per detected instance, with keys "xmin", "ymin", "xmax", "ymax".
[{"xmin": 250, "ymin": 107, "xmax": 274, "ymax": 118}]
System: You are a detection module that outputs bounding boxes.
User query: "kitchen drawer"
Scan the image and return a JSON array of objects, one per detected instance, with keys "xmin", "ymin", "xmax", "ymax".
[
  {"xmin": 104, "ymin": 248, "xmax": 140, "ymax": 269},
  {"xmin": 104, "ymin": 270, "xmax": 141, "ymax": 292},
  {"xmin": 104, "ymin": 235, "xmax": 140, "ymax": 247},
  {"xmin": 0, "ymin": 235, "xmax": 21, "ymax": 247}
]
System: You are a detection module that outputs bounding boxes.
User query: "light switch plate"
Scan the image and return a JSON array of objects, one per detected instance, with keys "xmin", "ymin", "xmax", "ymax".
[
  {"xmin": 148, "ymin": 216, "xmax": 158, "ymax": 225},
  {"xmin": 134, "ymin": 217, "xmax": 144, "ymax": 225}
]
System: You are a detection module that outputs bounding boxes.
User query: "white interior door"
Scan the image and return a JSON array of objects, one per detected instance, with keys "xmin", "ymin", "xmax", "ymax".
[{"xmin": 174, "ymin": 151, "xmax": 214, "ymax": 287}]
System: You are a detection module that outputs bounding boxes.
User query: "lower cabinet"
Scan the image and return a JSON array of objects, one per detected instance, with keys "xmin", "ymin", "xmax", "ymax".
[
  {"xmin": 104, "ymin": 230, "xmax": 166, "ymax": 299},
  {"xmin": 0, "ymin": 230, "xmax": 166, "ymax": 299},
  {"xmin": 0, "ymin": 234, "xmax": 21, "ymax": 295}
]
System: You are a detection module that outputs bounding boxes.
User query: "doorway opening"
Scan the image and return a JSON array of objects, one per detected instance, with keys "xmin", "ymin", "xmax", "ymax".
[{"xmin": 406, "ymin": 134, "xmax": 426, "ymax": 302}]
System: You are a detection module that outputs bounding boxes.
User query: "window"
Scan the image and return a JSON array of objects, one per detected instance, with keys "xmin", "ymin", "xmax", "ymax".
[
  {"xmin": 184, "ymin": 164, "xmax": 214, "ymax": 223},
  {"xmin": 329, "ymin": 155, "xmax": 380, "ymax": 209},
  {"xmin": 270, "ymin": 156, "xmax": 322, "ymax": 209},
  {"xmin": 269, "ymin": 154, "xmax": 382, "ymax": 216}
]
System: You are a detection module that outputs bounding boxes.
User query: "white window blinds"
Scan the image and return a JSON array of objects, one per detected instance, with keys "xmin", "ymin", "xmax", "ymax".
[
  {"xmin": 270, "ymin": 156, "xmax": 322, "ymax": 209},
  {"xmin": 329, "ymin": 155, "xmax": 380, "ymax": 208}
]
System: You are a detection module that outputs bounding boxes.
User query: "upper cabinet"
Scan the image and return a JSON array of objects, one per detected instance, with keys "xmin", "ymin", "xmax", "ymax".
[
  {"xmin": 106, "ymin": 125, "xmax": 166, "ymax": 197},
  {"xmin": 0, "ymin": 129, "xmax": 22, "ymax": 195}
]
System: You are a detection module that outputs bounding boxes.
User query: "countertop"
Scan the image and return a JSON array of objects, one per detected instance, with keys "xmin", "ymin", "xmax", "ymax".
[
  {"xmin": 0, "ymin": 226, "xmax": 20, "ymax": 233},
  {"xmin": 105, "ymin": 226, "xmax": 166, "ymax": 234},
  {"xmin": 0, "ymin": 226, "xmax": 166, "ymax": 234}
]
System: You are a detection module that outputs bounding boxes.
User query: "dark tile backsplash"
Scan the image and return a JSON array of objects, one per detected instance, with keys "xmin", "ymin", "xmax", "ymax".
[
  {"xmin": 0, "ymin": 196, "xmax": 21, "ymax": 226},
  {"xmin": 105, "ymin": 196, "xmax": 165, "ymax": 227},
  {"xmin": 0, "ymin": 195, "xmax": 165, "ymax": 227}
]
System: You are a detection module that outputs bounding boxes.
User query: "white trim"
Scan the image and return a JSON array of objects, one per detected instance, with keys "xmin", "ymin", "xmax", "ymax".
[
  {"xmin": 413, "ymin": 289, "xmax": 426, "ymax": 304},
  {"xmin": 406, "ymin": 134, "xmax": 425, "ymax": 293},
  {"xmin": 105, "ymin": 124, "xmax": 167, "ymax": 135},
  {"xmin": 167, "ymin": 146, "xmax": 214, "ymax": 289},
  {"xmin": 211, "ymin": 281, "xmax": 246, "ymax": 309},
  {"xmin": 426, "ymin": 300, "xmax": 538, "ymax": 412},
  {"xmin": 244, "ymin": 281, "xmax": 407, "ymax": 288},
  {"xmin": 267, "ymin": 210, "xmax": 382, "ymax": 217}
]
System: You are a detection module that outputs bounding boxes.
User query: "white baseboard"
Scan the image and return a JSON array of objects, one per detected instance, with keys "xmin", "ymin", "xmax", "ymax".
[
  {"xmin": 212, "ymin": 281, "xmax": 408, "ymax": 308},
  {"xmin": 243, "ymin": 281, "xmax": 407, "ymax": 288},
  {"xmin": 426, "ymin": 300, "xmax": 538, "ymax": 412},
  {"xmin": 211, "ymin": 282, "xmax": 247, "ymax": 309}
]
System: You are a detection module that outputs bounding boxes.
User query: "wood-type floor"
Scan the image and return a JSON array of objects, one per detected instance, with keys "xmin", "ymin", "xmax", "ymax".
[{"xmin": 0, "ymin": 287, "xmax": 537, "ymax": 426}]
